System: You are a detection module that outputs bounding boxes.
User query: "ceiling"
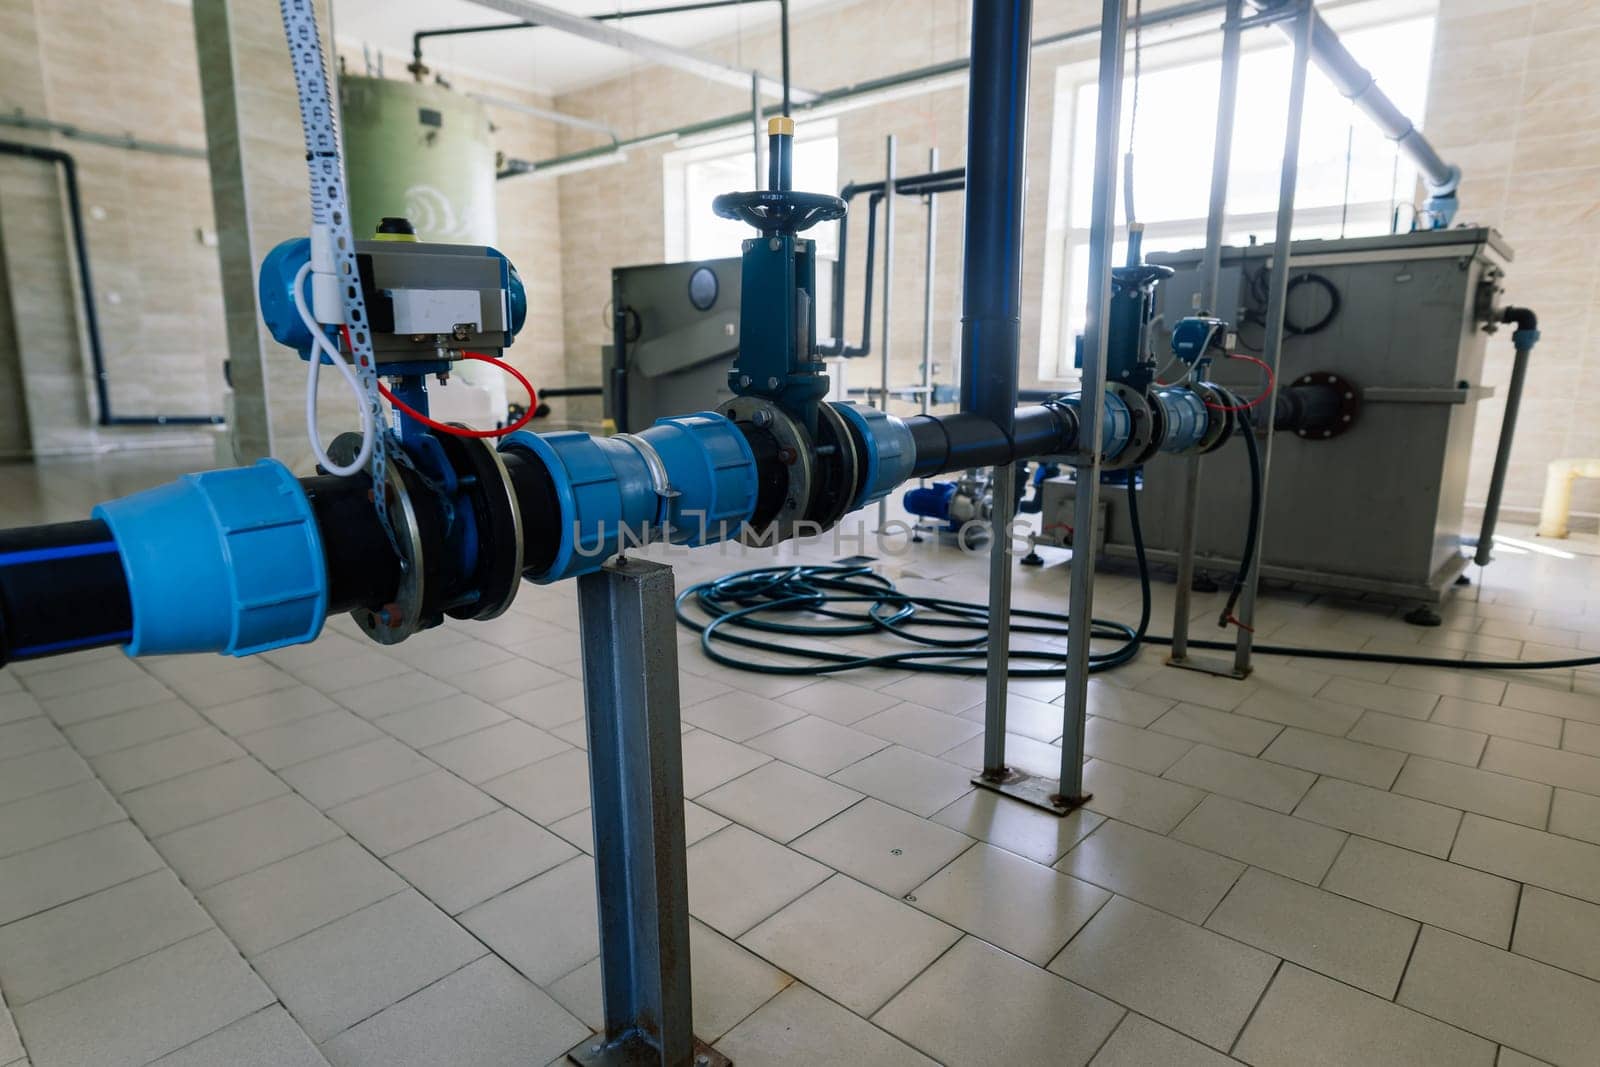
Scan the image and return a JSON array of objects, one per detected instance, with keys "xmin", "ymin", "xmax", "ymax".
[{"xmin": 332, "ymin": 0, "xmax": 841, "ymax": 97}]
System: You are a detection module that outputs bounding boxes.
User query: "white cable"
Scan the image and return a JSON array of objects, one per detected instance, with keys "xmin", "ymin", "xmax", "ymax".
[{"xmin": 294, "ymin": 262, "xmax": 374, "ymax": 477}]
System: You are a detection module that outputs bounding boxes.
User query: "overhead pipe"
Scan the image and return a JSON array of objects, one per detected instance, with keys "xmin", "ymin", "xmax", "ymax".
[
  {"xmin": 501, "ymin": 0, "xmax": 1225, "ymax": 179},
  {"xmin": 1246, "ymin": 0, "xmax": 1459, "ymax": 224}
]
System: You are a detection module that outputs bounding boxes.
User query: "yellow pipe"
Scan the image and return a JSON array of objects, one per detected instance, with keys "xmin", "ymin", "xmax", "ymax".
[{"xmin": 1536, "ymin": 458, "xmax": 1600, "ymax": 539}]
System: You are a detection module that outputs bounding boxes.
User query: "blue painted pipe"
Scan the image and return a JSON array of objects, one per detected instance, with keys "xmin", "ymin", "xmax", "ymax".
[{"xmin": 958, "ymin": 0, "xmax": 1033, "ymax": 432}]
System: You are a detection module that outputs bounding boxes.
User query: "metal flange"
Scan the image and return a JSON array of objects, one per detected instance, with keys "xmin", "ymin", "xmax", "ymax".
[
  {"xmin": 1102, "ymin": 383, "xmax": 1156, "ymax": 469},
  {"xmin": 719, "ymin": 398, "xmax": 815, "ymax": 544},
  {"xmin": 330, "ymin": 433, "xmax": 429, "ymax": 645},
  {"xmin": 1291, "ymin": 370, "xmax": 1361, "ymax": 440},
  {"xmin": 1193, "ymin": 382, "xmax": 1240, "ymax": 454}
]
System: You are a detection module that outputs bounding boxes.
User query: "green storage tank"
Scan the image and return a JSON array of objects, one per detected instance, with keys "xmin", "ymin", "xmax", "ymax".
[{"xmin": 340, "ymin": 76, "xmax": 497, "ymax": 245}]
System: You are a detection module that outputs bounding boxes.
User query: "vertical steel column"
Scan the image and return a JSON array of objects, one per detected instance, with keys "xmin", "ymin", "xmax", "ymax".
[
  {"xmin": 751, "ymin": 71, "xmax": 763, "ymax": 190},
  {"xmin": 1056, "ymin": 0, "xmax": 1127, "ymax": 806},
  {"xmin": 960, "ymin": 0, "xmax": 1031, "ymax": 790},
  {"xmin": 878, "ymin": 134, "xmax": 897, "ymax": 528},
  {"xmin": 919, "ymin": 146, "xmax": 939, "ymax": 417},
  {"xmin": 1169, "ymin": 0, "xmax": 1243, "ymax": 675},
  {"xmin": 958, "ymin": 0, "xmax": 1030, "ymax": 426},
  {"xmin": 1231, "ymin": 0, "xmax": 1314, "ymax": 675},
  {"xmin": 567, "ymin": 558, "xmax": 728, "ymax": 1067}
]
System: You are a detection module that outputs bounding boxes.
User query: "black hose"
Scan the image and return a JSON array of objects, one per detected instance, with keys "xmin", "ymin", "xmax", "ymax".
[
  {"xmin": 1218, "ymin": 415, "xmax": 1261, "ymax": 627},
  {"xmin": 679, "ymin": 454, "xmax": 1600, "ymax": 676}
]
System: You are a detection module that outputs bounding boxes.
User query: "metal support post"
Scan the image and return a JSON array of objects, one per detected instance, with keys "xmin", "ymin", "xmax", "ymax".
[
  {"xmin": 877, "ymin": 134, "xmax": 897, "ymax": 528},
  {"xmin": 1169, "ymin": 0, "xmax": 1244, "ymax": 678},
  {"xmin": 567, "ymin": 558, "xmax": 728, "ymax": 1067},
  {"xmin": 1056, "ymin": 0, "xmax": 1128, "ymax": 808},
  {"xmin": 919, "ymin": 146, "xmax": 939, "ymax": 417},
  {"xmin": 1230, "ymin": 0, "xmax": 1314, "ymax": 676},
  {"xmin": 980, "ymin": 461, "xmax": 1018, "ymax": 778},
  {"xmin": 751, "ymin": 71, "xmax": 763, "ymax": 189}
]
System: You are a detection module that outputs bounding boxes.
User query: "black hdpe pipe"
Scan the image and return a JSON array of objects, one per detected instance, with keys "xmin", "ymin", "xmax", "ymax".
[
  {"xmin": 0, "ymin": 475, "xmax": 405, "ymax": 668},
  {"xmin": 822, "ymin": 168, "xmax": 967, "ymax": 359},
  {"xmin": 0, "ymin": 141, "xmax": 224, "ymax": 429},
  {"xmin": 957, "ymin": 0, "xmax": 1031, "ymax": 437},
  {"xmin": 0, "ymin": 519, "xmax": 132, "ymax": 665},
  {"xmin": 896, "ymin": 0, "xmax": 1046, "ymax": 478},
  {"xmin": 1474, "ymin": 306, "xmax": 1538, "ymax": 567}
]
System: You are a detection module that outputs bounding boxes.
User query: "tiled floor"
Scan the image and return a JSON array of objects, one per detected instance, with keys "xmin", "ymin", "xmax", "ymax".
[{"xmin": 2, "ymin": 449, "xmax": 1600, "ymax": 1065}]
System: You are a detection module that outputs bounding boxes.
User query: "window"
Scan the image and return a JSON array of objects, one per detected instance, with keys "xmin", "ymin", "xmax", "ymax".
[
  {"xmin": 1041, "ymin": 10, "xmax": 1438, "ymax": 378},
  {"xmin": 664, "ymin": 124, "xmax": 840, "ymax": 262}
]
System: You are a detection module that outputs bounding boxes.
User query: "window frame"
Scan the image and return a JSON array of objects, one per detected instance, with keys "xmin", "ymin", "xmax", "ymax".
[{"xmin": 1038, "ymin": 2, "xmax": 1438, "ymax": 381}]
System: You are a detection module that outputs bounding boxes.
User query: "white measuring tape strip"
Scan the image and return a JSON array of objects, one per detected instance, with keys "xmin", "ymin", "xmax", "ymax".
[{"xmin": 278, "ymin": 0, "xmax": 392, "ymax": 523}]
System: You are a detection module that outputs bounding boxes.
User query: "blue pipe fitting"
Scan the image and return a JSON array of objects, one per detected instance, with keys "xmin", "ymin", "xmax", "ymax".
[
  {"xmin": 1154, "ymin": 387, "xmax": 1210, "ymax": 454},
  {"xmin": 831, "ymin": 402, "xmax": 915, "ymax": 510},
  {"xmin": 1060, "ymin": 390, "xmax": 1133, "ymax": 459},
  {"xmin": 502, "ymin": 412, "xmax": 757, "ymax": 584},
  {"xmin": 903, "ymin": 482, "xmax": 960, "ymax": 532},
  {"xmin": 638, "ymin": 413, "xmax": 759, "ymax": 544},
  {"xmin": 93, "ymin": 460, "xmax": 328, "ymax": 657},
  {"xmin": 259, "ymin": 237, "xmax": 317, "ymax": 356}
]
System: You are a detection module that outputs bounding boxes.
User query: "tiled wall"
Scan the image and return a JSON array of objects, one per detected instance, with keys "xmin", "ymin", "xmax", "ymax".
[
  {"xmin": 4, "ymin": 0, "xmax": 1596, "ymax": 520},
  {"xmin": 548, "ymin": 0, "xmax": 1600, "ymax": 522},
  {"xmin": 0, "ymin": 0, "xmax": 227, "ymax": 457},
  {"xmin": 0, "ymin": 0, "xmax": 563, "ymax": 469},
  {"xmin": 1422, "ymin": 0, "xmax": 1600, "ymax": 518}
]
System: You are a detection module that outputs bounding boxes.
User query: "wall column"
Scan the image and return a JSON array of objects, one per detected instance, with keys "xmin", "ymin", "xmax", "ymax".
[{"xmin": 193, "ymin": 0, "xmax": 336, "ymax": 469}]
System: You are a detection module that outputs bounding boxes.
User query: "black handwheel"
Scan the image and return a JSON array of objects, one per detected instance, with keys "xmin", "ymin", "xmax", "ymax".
[{"xmin": 712, "ymin": 190, "xmax": 846, "ymax": 236}]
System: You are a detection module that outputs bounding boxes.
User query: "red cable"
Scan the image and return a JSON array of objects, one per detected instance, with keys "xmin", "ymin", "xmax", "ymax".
[
  {"xmin": 340, "ymin": 327, "xmax": 537, "ymax": 439},
  {"xmin": 1202, "ymin": 353, "xmax": 1276, "ymax": 413}
]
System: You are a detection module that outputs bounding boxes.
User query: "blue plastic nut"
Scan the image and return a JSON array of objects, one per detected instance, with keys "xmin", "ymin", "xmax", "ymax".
[
  {"xmin": 1061, "ymin": 390, "xmax": 1133, "ymax": 459},
  {"xmin": 1154, "ymin": 387, "xmax": 1210, "ymax": 454},
  {"xmin": 258, "ymin": 237, "xmax": 316, "ymax": 356},
  {"xmin": 643, "ymin": 413, "xmax": 758, "ymax": 544},
  {"xmin": 502, "ymin": 413, "xmax": 758, "ymax": 584},
  {"xmin": 93, "ymin": 460, "xmax": 329, "ymax": 656},
  {"xmin": 832, "ymin": 402, "xmax": 915, "ymax": 510}
]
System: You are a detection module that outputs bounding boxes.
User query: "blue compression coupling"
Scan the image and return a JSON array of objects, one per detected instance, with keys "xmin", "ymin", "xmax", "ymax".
[
  {"xmin": 1153, "ymin": 387, "xmax": 1210, "ymax": 454},
  {"xmin": 1059, "ymin": 390, "xmax": 1133, "ymax": 460},
  {"xmin": 831, "ymin": 402, "xmax": 915, "ymax": 510},
  {"xmin": 93, "ymin": 460, "xmax": 329, "ymax": 657},
  {"xmin": 502, "ymin": 412, "xmax": 757, "ymax": 584}
]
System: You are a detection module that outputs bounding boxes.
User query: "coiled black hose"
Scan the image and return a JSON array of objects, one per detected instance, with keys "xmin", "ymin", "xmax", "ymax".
[{"xmin": 678, "ymin": 462, "xmax": 1600, "ymax": 677}]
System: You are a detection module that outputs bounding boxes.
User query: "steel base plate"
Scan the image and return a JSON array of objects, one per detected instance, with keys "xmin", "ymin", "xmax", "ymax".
[
  {"xmin": 972, "ymin": 772, "xmax": 1092, "ymax": 817},
  {"xmin": 567, "ymin": 1034, "xmax": 731, "ymax": 1067},
  {"xmin": 1166, "ymin": 652, "xmax": 1251, "ymax": 680}
]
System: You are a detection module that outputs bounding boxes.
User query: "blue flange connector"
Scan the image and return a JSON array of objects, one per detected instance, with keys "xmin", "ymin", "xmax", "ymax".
[
  {"xmin": 1057, "ymin": 391, "xmax": 1133, "ymax": 459},
  {"xmin": 93, "ymin": 460, "xmax": 329, "ymax": 656},
  {"xmin": 501, "ymin": 413, "xmax": 758, "ymax": 584},
  {"xmin": 831, "ymin": 402, "xmax": 915, "ymax": 510}
]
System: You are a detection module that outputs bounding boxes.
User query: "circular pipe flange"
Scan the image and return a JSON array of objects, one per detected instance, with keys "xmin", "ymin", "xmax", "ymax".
[
  {"xmin": 443, "ymin": 434, "xmax": 524, "ymax": 623},
  {"xmin": 1290, "ymin": 371, "xmax": 1361, "ymax": 440},
  {"xmin": 1194, "ymin": 383, "xmax": 1240, "ymax": 454},
  {"xmin": 719, "ymin": 398, "xmax": 814, "ymax": 545},
  {"xmin": 1103, "ymin": 383, "xmax": 1156, "ymax": 469},
  {"xmin": 330, "ymin": 434, "xmax": 428, "ymax": 645},
  {"xmin": 808, "ymin": 401, "xmax": 863, "ymax": 530}
]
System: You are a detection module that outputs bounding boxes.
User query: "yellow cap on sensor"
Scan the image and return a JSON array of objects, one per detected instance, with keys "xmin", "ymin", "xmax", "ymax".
[{"xmin": 768, "ymin": 116, "xmax": 795, "ymax": 136}]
